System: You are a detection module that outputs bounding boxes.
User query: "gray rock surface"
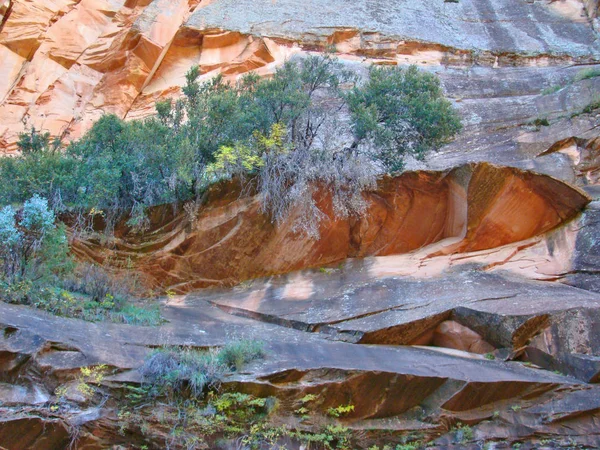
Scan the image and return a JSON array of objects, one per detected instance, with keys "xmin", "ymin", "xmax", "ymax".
[{"xmin": 187, "ymin": 0, "xmax": 600, "ymax": 57}]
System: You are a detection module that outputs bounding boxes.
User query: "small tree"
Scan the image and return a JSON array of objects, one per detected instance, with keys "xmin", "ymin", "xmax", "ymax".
[
  {"xmin": 0, "ymin": 196, "xmax": 72, "ymax": 300},
  {"xmin": 17, "ymin": 126, "xmax": 60, "ymax": 155},
  {"xmin": 346, "ymin": 65, "xmax": 462, "ymax": 171},
  {"xmin": 0, "ymin": 58, "xmax": 462, "ymax": 239},
  {"xmin": 0, "ymin": 206, "xmax": 22, "ymax": 284}
]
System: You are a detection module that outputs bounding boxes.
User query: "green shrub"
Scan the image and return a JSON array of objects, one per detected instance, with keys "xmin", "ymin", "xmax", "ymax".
[
  {"xmin": 346, "ymin": 65, "xmax": 462, "ymax": 171},
  {"xmin": 327, "ymin": 404, "xmax": 355, "ymax": 418},
  {"xmin": 452, "ymin": 423, "xmax": 474, "ymax": 443},
  {"xmin": 110, "ymin": 303, "xmax": 163, "ymax": 326},
  {"xmin": 541, "ymin": 84, "xmax": 562, "ymax": 95},
  {"xmin": 140, "ymin": 347, "xmax": 226, "ymax": 398},
  {"xmin": 525, "ymin": 117, "xmax": 550, "ymax": 130},
  {"xmin": 574, "ymin": 67, "xmax": 600, "ymax": 82},
  {"xmin": 581, "ymin": 97, "xmax": 600, "ymax": 115},
  {"xmin": 62, "ymin": 263, "xmax": 138, "ymax": 304},
  {"xmin": 0, "ymin": 195, "xmax": 73, "ymax": 293},
  {"xmin": 0, "ymin": 57, "xmax": 461, "ymax": 237},
  {"xmin": 139, "ymin": 341, "xmax": 265, "ymax": 398},
  {"xmin": 0, "ymin": 198, "xmax": 160, "ymax": 324},
  {"xmin": 217, "ymin": 339, "xmax": 266, "ymax": 371}
]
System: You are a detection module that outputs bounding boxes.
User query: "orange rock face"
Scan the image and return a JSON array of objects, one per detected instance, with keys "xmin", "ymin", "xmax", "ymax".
[
  {"xmin": 0, "ymin": 0, "xmax": 195, "ymax": 153},
  {"xmin": 71, "ymin": 163, "xmax": 590, "ymax": 291},
  {"xmin": 432, "ymin": 320, "xmax": 495, "ymax": 354},
  {"xmin": 0, "ymin": 0, "xmax": 302, "ymax": 153},
  {"xmin": 2, "ymin": 0, "xmax": 598, "ymax": 154}
]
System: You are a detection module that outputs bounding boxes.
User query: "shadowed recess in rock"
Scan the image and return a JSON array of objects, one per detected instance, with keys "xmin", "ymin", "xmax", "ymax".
[{"xmin": 70, "ymin": 162, "xmax": 590, "ymax": 292}]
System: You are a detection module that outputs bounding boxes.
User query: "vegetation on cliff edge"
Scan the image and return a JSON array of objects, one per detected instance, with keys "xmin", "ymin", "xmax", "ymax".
[
  {"xmin": 0, "ymin": 56, "xmax": 461, "ymax": 236},
  {"xmin": 0, "ymin": 55, "xmax": 461, "ymax": 319}
]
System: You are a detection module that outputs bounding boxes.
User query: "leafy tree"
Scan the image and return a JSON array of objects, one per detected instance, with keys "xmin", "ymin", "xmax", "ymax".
[
  {"xmin": 0, "ymin": 128, "xmax": 78, "ymax": 209},
  {"xmin": 17, "ymin": 126, "xmax": 60, "ymax": 155},
  {"xmin": 0, "ymin": 195, "xmax": 72, "ymax": 291},
  {"xmin": 0, "ymin": 57, "xmax": 461, "ymax": 237},
  {"xmin": 346, "ymin": 65, "xmax": 462, "ymax": 171}
]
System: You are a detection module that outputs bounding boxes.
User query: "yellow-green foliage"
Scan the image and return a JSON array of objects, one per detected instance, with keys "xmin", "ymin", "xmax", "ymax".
[
  {"xmin": 207, "ymin": 123, "xmax": 290, "ymax": 180},
  {"xmin": 254, "ymin": 123, "xmax": 289, "ymax": 155},
  {"xmin": 77, "ymin": 364, "xmax": 109, "ymax": 398},
  {"xmin": 327, "ymin": 404, "xmax": 355, "ymax": 418},
  {"xmin": 209, "ymin": 143, "xmax": 263, "ymax": 176}
]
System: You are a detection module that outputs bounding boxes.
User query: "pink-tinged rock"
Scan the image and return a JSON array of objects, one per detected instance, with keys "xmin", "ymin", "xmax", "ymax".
[{"xmin": 432, "ymin": 320, "xmax": 495, "ymax": 354}]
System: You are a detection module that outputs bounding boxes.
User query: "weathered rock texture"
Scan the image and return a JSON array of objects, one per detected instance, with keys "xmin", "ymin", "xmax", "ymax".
[
  {"xmin": 2, "ymin": 0, "xmax": 600, "ymax": 448},
  {"xmin": 2, "ymin": 262, "xmax": 600, "ymax": 448},
  {"xmin": 1, "ymin": 0, "xmax": 599, "ymax": 153},
  {"xmin": 71, "ymin": 163, "xmax": 590, "ymax": 291}
]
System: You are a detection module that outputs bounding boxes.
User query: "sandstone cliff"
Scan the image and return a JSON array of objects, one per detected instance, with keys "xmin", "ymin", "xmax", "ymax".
[
  {"xmin": 1, "ymin": 1, "xmax": 600, "ymax": 449},
  {"xmin": 1, "ymin": 0, "xmax": 599, "ymax": 154}
]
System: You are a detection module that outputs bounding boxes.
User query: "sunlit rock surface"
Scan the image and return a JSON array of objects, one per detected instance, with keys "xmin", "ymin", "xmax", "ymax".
[
  {"xmin": 2, "ymin": 262, "xmax": 600, "ymax": 447},
  {"xmin": 1, "ymin": 0, "xmax": 599, "ymax": 154}
]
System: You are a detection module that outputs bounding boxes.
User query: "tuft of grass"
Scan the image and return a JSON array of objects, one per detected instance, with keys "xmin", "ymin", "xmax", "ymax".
[
  {"xmin": 140, "ymin": 347, "xmax": 226, "ymax": 398},
  {"xmin": 539, "ymin": 67, "xmax": 600, "ymax": 95},
  {"xmin": 525, "ymin": 117, "xmax": 550, "ymax": 130},
  {"xmin": 581, "ymin": 98, "xmax": 600, "ymax": 115},
  {"xmin": 541, "ymin": 84, "xmax": 562, "ymax": 96},
  {"xmin": 570, "ymin": 96, "xmax": 600, "ymax": 118},
  {"xmin": 139, "ymin": 340, "xmax": 266, "ymax": 399},
  {"xmin": 110, "ymin": 303, "xmax": 163, "ymax": 326},
  {"xmin": 396, "ymin": 443, "xmax": 422, "ymax": 450},
  {"xmin": 575, "ymin": 67, "xmax": 600, "ymax": 82},
  {"xmin": 218, "ymin": 339, "xmax": 266, "ymax": 372},
  {"xmin": 452, "ymin": 423, "xmax": 474, "ymax": 443},
  {"xmin": 484, "ymin": 353, "xmax": 496, "ymax": 360}
]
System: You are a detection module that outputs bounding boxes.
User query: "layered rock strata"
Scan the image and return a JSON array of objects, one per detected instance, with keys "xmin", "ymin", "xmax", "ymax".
[
  {"xmin": 1, "ymin": 0, "xmax": 599, "ymax": 153},
  {"xmin": 2, "ymin": 261, "xmax": 600, "ymax": 448},
  {"xmin": 71, "ymin": 163, "xmax": 590, "ymax": 291},
  {"xmin": 2, "ymin": 0, "xmax": 600, "ymax": 448}
]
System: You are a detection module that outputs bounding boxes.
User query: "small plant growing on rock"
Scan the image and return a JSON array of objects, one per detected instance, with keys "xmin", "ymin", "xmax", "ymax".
[
  {"xmin": 140, "ymin": 340, "xmax": 265, "ymax": 399},
  {"xmin": 581, "ymin": 96, "xmax": 600, "ymax": 115},
  {"xmin": 77, "ymin": 364, "xmax": 109, "ymax": 398},
  {"xmin": 574, "ymin": 67, "xmax": 600, "ymax": 82},
  {"xmin": 541, "ymin": 84, "xmax": 563, "ymax": 96},
  {"xmin": 484, "ymin": 353, "xmax": 495, "ymax": 360},
  {"xmin": 396, "ymin": 443, "xmax": 422, "ymax": 450},
  {"xmin": 217, "ymin": 339, "xmax": 265, "ymax": 371},
  {"xmin": 140, "ymin": 347, "xmax": 226, "ymax": 399},
  {"xmin": 295, "ymin": 393, "xmax": 319, "ymax": 417},
  {"xmin": 452, "ymin": 423, "xmax": 474, "ymax": 443},
  {"xmin": 301, "ymin": 393, "xmax": 318, "ymax": 403},
  {"xmin": 327, "ymin": 403, "xmax": 355, "ymax": 418}
]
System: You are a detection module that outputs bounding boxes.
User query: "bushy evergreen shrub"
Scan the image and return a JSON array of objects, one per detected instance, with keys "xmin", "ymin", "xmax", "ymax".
[
  {"xmin": 0, "ymin": 197, "xmax": 160, "ymax": 325},
  {"xmin": 0, "ymin": 56, "xmax": 461, "ymax": 236}
]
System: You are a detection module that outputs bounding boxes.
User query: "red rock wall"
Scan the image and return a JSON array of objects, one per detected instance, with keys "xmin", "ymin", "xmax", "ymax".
[{"xmin": 71, "ymin": 163, "xmax": 590, "ymax": 292}]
